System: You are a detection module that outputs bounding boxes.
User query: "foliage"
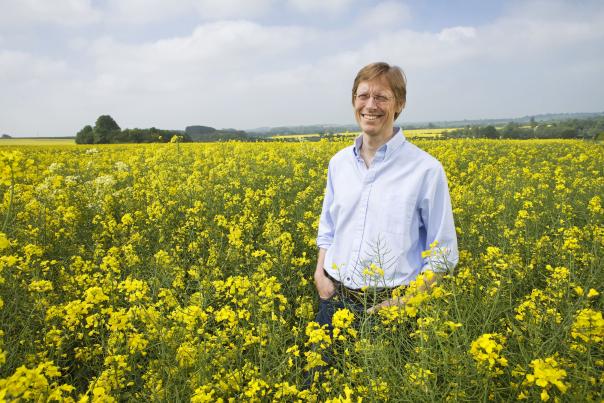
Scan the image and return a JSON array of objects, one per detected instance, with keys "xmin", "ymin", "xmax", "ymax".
[
  {"xmin": 185, "ymin": 126, "xmax": 248, "ymax": 142},
  {"xmin": 0, "ymin": 140, "xmax": 602, "ymax": 401},
  {"xmin": 75, "ymin": 115, "xmax": 192, "ymax": 144},
  {"xmin": 444, "ymin": 117, "xmax": 604, "ymax": 140}
]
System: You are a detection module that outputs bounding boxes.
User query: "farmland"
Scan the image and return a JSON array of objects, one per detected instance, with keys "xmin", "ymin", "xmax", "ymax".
[
  {"xmin": 0, "ymin": 138, "xmax": 76, "ymax": 146},
  {"xmin": 270, "ymin": 127, "xmax": 453, "ymax": 140},
  {"xmin": 0, "ymin": 139, "xmax": 602, "ymax": 401}
]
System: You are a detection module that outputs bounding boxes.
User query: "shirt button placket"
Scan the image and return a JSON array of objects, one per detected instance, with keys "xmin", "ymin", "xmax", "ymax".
[{"xmin": 347, "ymin": 169, "xmax": 376, "ymax": 286}]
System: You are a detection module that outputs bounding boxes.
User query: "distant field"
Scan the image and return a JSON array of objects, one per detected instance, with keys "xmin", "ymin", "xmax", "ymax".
[
  {"xmin": 404, "ymin": 127, "xmax": 455, "ymax": 137},
  {"xmin": 271, "ymin": 128, "xmax": 455, "ymax": 140},
  {"xmin": 271, "ymin": 133, "xmax": 322, "ymax": 139},
  {"xmin": 0, "ymin": 138, "xmax": 75, "ymax": 145}
]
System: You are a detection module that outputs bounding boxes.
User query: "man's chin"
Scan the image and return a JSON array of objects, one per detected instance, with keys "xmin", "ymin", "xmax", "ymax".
[{"xmin": 361, "ymin": 125, "xmax": 382, "ymax": 136}]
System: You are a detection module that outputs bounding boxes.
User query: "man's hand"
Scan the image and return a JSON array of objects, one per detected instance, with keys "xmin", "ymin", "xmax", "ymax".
[
  {"xmin": 366, "ymin": 297, "xmax": 405, "ymax": 314},
  {"xmin": 314, "ymin": 270, "xmax": 336, "ymax": 300},
  {"xmin": 314, "ymin": 248, "xmax": 336, "ymax": 299}
]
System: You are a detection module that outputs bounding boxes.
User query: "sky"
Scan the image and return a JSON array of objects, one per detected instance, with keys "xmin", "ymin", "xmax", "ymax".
[{"xmin": 1, "ymin": 0, "xmax": 603, "ymax": 136}]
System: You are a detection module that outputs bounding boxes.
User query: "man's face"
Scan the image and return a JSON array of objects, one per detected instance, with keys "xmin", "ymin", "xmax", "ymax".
[{"xmin": 354, "ymin": 77, "xmax": 402, "ymax": 138}]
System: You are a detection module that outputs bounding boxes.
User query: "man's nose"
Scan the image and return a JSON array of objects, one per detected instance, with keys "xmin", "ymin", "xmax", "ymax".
[{"xmin": 365, "ymin": 95, "xmax": 377, "ymax": 107}]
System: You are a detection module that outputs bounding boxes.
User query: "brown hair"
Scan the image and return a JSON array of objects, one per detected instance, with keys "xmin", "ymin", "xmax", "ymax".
[{"xmin": 352, "ymin": 62, "xmax": 407, "ymax": 120}]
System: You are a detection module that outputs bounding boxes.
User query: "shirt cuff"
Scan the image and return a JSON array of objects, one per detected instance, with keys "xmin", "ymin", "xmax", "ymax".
[{"xmin": 316, "ymin": 240, "xmax": 332, "ymax": 249}]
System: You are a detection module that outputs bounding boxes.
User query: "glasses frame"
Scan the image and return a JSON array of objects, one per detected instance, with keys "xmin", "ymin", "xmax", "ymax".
[{"xmin": 354, "ymin": 93, "xmax": 393, "ymax": 105}]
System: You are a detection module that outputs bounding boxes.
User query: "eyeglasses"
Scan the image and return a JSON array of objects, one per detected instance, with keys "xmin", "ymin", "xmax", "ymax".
[{"xmin": 354, "ymin": 93, "xmax": 392, "ymax": 105}]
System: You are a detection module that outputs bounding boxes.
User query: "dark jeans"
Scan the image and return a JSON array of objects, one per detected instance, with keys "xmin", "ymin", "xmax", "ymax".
[
  {"xmin": 316, "ymin": 270, "xmax": 393, "ymax": 331},
  {"xmin": 315, "ymin": 294, "xmax": 363, "ymax": 331},
  {"xmin": 306, "ymin": 280, "xmax": 391, "ymax": 381}
]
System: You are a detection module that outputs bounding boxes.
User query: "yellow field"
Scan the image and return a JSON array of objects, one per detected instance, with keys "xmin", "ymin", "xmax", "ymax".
[
  {"xmin": 271, "ymin": 128, "xmax": 454, "ymax": 140},
  {"xmin": 271, "ymin": 133, "xmax": 322, "ymax": 139},
  {"xmin": 0, "ymin": 138, "xmax": 75, "ymax": 146},
  {"xmin": 404, "ymin": 128, "xmax": 455, "ymax": 138},
  {"xmin": 0, "ymin": 139, "xmax": 602, "ymax": 401}
]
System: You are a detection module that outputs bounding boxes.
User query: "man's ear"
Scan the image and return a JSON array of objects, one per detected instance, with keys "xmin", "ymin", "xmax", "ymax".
[
  {"xmin": 398, "ymin": 101, "xmax": 407, "ymax": 113},
  {"xmin": 398, "ymin": 100, "xmax": 406, "ymax": 114}
]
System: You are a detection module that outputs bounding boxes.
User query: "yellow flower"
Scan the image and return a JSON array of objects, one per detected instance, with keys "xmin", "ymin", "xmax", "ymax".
[
  {"xmin": 0, "ymin": 233, "xmax": 10, "ymax": 250},
  {"xmin": 304, "ymin": 351, "xmax": 326, "ymax": 371},
  {"xmin": 304, "ymin": 321, "xmax": 331, "ymax": 348},
  {"xmin": 469, "ymin": 333, "xmax": 508, "ymax": 376},
  {"xmin": 332, "ymin": 308, "xmax": 357, "ymax": 340},
  {"xmin": 29, "ymin": 279, "xmax": 54, "ymax": 292},
  {"xmin": 571, "ymin": 308, "xmax": 604, "ymax": 343},
  {"xmin": 523, "ymin": 355, "xmax": 568, "ymax": 400},
  {"xmin": 120, "ymin": 213, "xmax": 134, "ymax": 226}
]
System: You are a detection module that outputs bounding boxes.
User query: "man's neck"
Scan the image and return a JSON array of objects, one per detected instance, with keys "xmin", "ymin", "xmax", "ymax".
[{"xmin": 360, "ymin": 127, "xmax": 397, "ymax": 166}]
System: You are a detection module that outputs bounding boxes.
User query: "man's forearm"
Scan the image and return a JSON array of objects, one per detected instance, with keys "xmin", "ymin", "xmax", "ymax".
[{"xmin": 314, "ymin": 248, "xmax": 327, "ymax": 278}]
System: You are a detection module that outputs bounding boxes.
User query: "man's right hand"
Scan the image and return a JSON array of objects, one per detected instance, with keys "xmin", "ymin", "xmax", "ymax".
[{"xmin": 314, "ymin": 270, "xmax": 336, "ymax": 300}]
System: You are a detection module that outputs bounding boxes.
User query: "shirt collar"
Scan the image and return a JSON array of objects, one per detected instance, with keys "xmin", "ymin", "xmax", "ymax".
[{"xmin": 353, "ymin": 127, "xmax": 406, "ymax": 160}]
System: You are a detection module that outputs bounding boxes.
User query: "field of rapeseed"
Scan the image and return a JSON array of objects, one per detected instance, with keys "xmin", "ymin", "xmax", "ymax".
[{"xmin": 0, "ymin": 139, "xmax": 602, "ymax": 402}]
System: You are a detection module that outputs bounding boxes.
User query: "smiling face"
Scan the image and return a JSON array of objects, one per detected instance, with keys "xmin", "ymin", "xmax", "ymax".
[{"xmin": 354, "ymin": 77, "xmax": 403, "ymax": 138}]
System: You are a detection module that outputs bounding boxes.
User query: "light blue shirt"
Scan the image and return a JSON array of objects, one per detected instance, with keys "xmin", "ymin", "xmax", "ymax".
[{"xmin": 317, "ymin": 128, "xmax": 458, "ymax": 289}]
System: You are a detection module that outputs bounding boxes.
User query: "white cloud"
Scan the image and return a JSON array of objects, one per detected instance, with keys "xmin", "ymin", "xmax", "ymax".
[
  {"xmin": 438, "ymin": 26, "xmax": 476, "ymax": 42},
  {"xmin": 192, "ymin": 0, "xmax": 274, "ymax": 19},
  {"xmin": 103, "ymin": 0, "xmax": 273, "ymax": 23},
  {"xmin": 104, "ymin": 0, "xmax": 190, "ymax": 24},
  {"xmin": 89, "ymin": 21, "xmax": 318, "ymax": 83},
  {"xmin": 288, "ymin": 0, "xmax": 354, "ymax": 14},
  {"xmin": 0, "ymin": 0, "xmax": 101, "ymax": 26},
  {"xmin": 358, "ymin": 1, "xmax": 411, "ymax": 29},
  {"xmin": 0, "ymin": 50, "xmax": 70, "ymax": 82},
  {"xmin": 1, "ymin": 0, "xmax": 603, "ymax": 136}
]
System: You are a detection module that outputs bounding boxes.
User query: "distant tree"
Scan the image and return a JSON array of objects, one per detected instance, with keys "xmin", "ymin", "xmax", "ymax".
[
  {"xmin": 481, "ymin": 125, "xmax": 498, "ymax": 139},
  {"xmin": 75, "ymin": 125, "xmax": 94, "ymax": 144},
  {"xmin": 94, "ymin": 115, "xmax": 120, "ymax": 143},
  {"xmin": 185, "ymin": 125, "xmax": 216, "ymax": 136},
  {"xmin": 95, "ymin": 115, "xmax": 120, "ymax": 132},
  {"xmin": 559, "ymin": 127, "xmax": 578, "ymax": 139},
  {"xmin": 1, "ymin": 134, "xmax": 12, "ymax": 139},
  {"xmin": 501, "ymin": 122, "xmax": 522, "ymax": 138}
]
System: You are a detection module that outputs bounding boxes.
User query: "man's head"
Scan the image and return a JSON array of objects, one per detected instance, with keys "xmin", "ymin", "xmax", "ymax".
[{"xmin": 352, "ymin": 62, "xmax": 406, "ymax": 120}]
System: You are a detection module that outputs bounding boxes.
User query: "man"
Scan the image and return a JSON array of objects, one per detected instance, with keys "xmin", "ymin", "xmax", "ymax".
[{"xmin": 314, "ymin": 62, "xmax": 458, "ymax": 328}]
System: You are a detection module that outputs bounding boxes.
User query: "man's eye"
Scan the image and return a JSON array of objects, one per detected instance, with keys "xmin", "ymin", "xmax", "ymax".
[
  {"xmin": 357, "ymin": 94, "xmax": 370, "ymax": 101},
  {"xmin": 374, "ymin": 96, "xmax": 389, "ymax": 102}
]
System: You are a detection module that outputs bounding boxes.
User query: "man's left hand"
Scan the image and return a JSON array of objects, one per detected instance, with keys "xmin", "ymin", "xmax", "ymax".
[{"xmin": 366, "ymin": 297, "xmax": 405, "ymax": 314}]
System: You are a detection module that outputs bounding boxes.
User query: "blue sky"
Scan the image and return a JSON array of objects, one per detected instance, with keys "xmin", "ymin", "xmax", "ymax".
[{"xmin": 1, "ymin": 0, "xmax": 603, "ymax": 136}]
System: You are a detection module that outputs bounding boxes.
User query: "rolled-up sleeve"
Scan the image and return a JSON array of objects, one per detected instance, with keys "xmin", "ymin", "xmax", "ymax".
[
  {"xmin": 419, "ymin": 163, "xmax": 459, "ymax": 273},
  {"xmin": 316, "ymin": 162, "xmax": 335, "ymax": 249}
]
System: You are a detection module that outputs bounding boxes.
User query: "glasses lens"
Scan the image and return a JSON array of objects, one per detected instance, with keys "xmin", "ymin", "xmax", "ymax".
[{"xmin": 356, "ymin": 94, "xmax": 390, "ymax": 104}]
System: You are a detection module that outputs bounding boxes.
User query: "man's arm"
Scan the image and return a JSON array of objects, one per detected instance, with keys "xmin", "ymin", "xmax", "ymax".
[
  {"xmin": 315, "ymin": 162, "xmax": 336, "ymax": 299},
  {"xmin": 418, "ymin": 163, "xmax": 458, "ymax": 273},
  {"xmin": 314, "ymin": 248, "xmax": 336, "ymax": 299}
]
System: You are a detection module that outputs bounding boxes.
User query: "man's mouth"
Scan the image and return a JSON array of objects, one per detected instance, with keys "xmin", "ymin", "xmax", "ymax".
[{"xmin": 362, "ymin": 113, "xmax": 383, "ymax": 121}]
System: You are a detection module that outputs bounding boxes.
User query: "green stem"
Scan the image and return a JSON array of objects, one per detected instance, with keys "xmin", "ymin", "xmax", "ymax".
[{"xmin": 1, "ymin": 168, "xmax": 14, "ymax": 232}]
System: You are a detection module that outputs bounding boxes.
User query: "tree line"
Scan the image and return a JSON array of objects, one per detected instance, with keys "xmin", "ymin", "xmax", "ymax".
[
  {"xmin": 75, "ymin": 116, "xmax": 253, "ymax": 144},
  {"xmin": 75, "ymin": 115, "xmax": 192, "ymax": 144},
  {"xmin": 442, "ymin": 117, "xmax": 604, "ymax": 140}
]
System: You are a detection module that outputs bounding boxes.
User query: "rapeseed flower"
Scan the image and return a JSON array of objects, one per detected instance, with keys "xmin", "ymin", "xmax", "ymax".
[{"xmin": 470, "ymin": 333, "xmax": 508, "ymax": 376}]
